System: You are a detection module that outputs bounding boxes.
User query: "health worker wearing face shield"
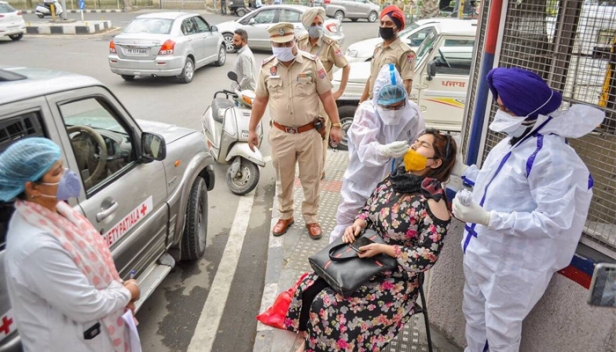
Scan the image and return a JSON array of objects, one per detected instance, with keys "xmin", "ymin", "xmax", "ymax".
[
  {"xmin": 249, "ymin": 23, "xmax": 343, "ymax": 240},
  {"xmin": 329, "ymin": 63, "xmax": 425, "ymax": 243},
  {"xmin": 297, "ymin": 7, "xmax": 350, "ymax": 179},
  {"xmin": 0, "ymin": 138, "xmax": 141, "ymax": 352},
  {"xmin": 359, "ymin": 5, "xmax": 416, "ymax": 104},
  {"xmin": 451, "ymin": 67, "xmax": 605, "ymax": 352}
]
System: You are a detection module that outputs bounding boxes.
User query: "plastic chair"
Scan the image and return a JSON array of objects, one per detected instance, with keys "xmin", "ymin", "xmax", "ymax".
[{"xmin": 415, "ymin": 272, "xmax": 434, "ymax": 352}]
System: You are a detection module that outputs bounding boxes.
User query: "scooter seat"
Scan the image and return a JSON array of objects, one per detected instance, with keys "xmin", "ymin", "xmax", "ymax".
[{"xmin": 212, "ymin": 98, "xmax": 234, "ymax": 123}]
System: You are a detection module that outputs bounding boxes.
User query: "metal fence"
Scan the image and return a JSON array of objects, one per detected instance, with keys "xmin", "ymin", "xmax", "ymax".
[{"xmin": 463, "ymin": 0, "xmax": 616, "ymax": 258}]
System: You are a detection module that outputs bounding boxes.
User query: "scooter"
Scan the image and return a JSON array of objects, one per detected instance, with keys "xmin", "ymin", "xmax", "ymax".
[
  {"xmin": 35, "ymin": 0, "xmax": 64, "ymax": 18},
  {"xmin": 202, "ymin": 71, "xmax": 265, "ymax": 195}
]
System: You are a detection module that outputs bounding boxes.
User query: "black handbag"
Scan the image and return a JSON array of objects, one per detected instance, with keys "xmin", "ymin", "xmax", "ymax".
[{"xmin": 308, "ymin": 229, "xmax": 398, "ymax": 296}]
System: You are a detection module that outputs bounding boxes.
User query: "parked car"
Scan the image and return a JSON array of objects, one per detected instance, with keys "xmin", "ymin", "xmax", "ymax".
[
  {"xmin": 332, "ymin": 22, "xmax": 476, "ymax": 149},
  {"xmin": 108, "ymin": 12, "xmax": 226, "ymax": 83},
  {"xmin": 0, "ymin": 1, "xmax": 24, "ymax": 42},
  {"xmin": 215, "ymin": 4, "xmax": 344, "ymax": 52},
  {"xmin": 0, "ymin": 65, "xmax": 215, "ymax": 351},
  {"xmin": 324, "ymin": 0, "xmax": 380, "ymax": 22},
  {"xmin": 345, "ymin": 18, "xmax": 477, "ymax": 63}
]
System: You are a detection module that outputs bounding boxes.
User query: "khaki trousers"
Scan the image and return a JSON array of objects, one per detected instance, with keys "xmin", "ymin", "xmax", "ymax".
[{"xmin": 269, "ymin": 127, "xmax": 323, "ymax": 224}]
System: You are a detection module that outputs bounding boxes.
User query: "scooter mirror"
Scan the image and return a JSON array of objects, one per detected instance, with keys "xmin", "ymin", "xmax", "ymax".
[{"xmin": 227, "ymin": 71, "xmax": 239, "ymax": 83}]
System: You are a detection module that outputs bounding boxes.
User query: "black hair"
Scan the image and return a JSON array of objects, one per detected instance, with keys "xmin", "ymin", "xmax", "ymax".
[{"xmin": 234, "ymin": 29, "xmax": 248, "ymax": 42}]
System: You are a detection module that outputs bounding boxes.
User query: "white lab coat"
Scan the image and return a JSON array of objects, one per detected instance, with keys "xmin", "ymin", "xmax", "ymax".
[
  {"xmin": 329, "ymin": 66, "xmax": 425, "ymax": 243},
  {"xmin": 4, "ymin": 211, "xmax": 132, "ymax": 352},
  {"xmin": 460, "ymin": 105, "xmax": 604, "ymax": 352}
]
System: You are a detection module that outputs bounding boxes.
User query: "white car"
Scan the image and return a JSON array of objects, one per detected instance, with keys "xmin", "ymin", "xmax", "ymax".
[
  {"xmin": 215, "ymin": 4, "xmax": 344, "ymax": 52},
  {"xmin": 344, "ymin": 18, "xmax": 477, "ymax": 63},
  {"xmin": 0, "ymin": 1, "xmax": 25, "ymax": 42}
]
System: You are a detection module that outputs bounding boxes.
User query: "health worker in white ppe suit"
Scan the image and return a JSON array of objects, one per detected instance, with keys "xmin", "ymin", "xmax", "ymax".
[
  {"xmin": 329, "ymin": 63, "xmax": 425, "ymax": 243},
  {"xmin": 451, "ymin": 67, "xmax": 604, "ymax": 352}
]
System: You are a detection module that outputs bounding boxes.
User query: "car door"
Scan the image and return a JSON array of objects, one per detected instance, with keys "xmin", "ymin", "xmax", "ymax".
[
  {"xmin": 46, "ymin": 87, "xmax": 169, "ymax": 279},
  {"xmin": 193, "ymin": 15, "xmax": 219, "ymax": 64},
  {"xmin": 355, "ymin": 0, "xmax": 371, "ymax": 17},
  {"xmin": 181, "ymin": 17, "xmax": 207, "ymax": 65},
  {"xmin": 243, "ymin": 8, "xmax": 277, "ymax": 50}
]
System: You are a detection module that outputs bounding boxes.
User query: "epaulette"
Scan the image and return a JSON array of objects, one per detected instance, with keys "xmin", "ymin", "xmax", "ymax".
[
  {"xmin": 322, "ymin": 36, "xmax": 334, "ymax": 46},
  {"xmin": 300, "ymin": 51, "xmax": 317, "ymax": 61},
  {"xmin": 297, "ymin": 33, "xmax": 309, "ymax": 42},
  {"xmin": 261, "ymin": 55, "xmax": 276, "ymax": 66}
]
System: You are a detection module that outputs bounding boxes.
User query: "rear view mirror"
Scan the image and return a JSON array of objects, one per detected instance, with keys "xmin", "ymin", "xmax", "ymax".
[
  {"xmin": 141, "ymin": 132, "xmax": 166, "ymax": 162},
  {"xmin": 588, "ymin": 263, "xmax": 616, "ymax": 308},
  {"xmin": 249, "ymin": 18, "xmax": 256, "ymax": 25},
  {"xmin": 227, "ymin": 71, "xmax": 239, "ymax": 83},
  {"xmin": 427, "ymin": 60, "xmax": 437, "ymax": 81},
  {"xmin": 211, "ymin": 25, "xmax": 218, "ymax": 32}
]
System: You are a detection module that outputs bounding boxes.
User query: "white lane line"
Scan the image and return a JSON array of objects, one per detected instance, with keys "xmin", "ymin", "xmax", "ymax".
[{"xmin": 187, "ymin": 193, "xmax": 255, "ymax": 352}]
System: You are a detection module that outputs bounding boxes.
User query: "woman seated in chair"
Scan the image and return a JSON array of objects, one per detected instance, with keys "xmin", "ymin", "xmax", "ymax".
[{"xmin": 285, "ymin": 129, "xmax": 457, "ymax": 352}]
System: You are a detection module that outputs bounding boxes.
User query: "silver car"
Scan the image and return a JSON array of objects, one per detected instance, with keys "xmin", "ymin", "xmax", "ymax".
[
  {"xmin": 109, "ymin": 12, "xmax": 227, "ymax": 83},
  {"xmin": 215, "ymin": 4, "xmax": 345, "ymax": 52},
  {"xmin": 324, "ymin": 0, "xmax": 380, "ymax": 22},
  {"xmin": 0, "ymin": 66, "xmax": 215, "ymax": 351}
]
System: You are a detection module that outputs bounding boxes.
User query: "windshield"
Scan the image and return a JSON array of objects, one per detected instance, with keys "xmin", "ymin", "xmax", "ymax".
[
  {"xmin": 124, "ymin": 18, "xmax": 173, "ymax": 34},
  {"xmin": 399, "ymin": 22, "xmax": 421, "ymax": 36},
  {"xmin": 415, "ymin": 29, "xmax": 438, "ymax": 66},
  {"xmin": 0, "ymin": 3, "xmax": 16, "ymax": 12}
]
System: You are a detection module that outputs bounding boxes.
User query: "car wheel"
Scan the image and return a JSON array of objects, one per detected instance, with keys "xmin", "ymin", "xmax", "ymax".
[
  {"xmin": 181, "ymin": 176, "xmax": 208, "ymax": 261},
  {"xmin": 336, "ymin": 105, "xmax": 357, "ymax": 151},
  {"xmin": 215, "ymin": 45, "xmax": 226, "ymax": 66},
  {"xmin": 121, "ymin": 75, "xmax": 135, "ymax": 81},
  {"xmin": 9, "ymin": 33, "xmax": 23, "ymax": 41},
  {"xmin": 368, "ymin": 11, "xmax": 378, "ymax": 22},
  {"xmin": 334, "ymin": 10, "xmax": 344, "ymax": 21},
  {"xmin": 226, "ymin": 159, "xmax": 260, "ymax": 195},
  {"xmin": 223, "ymin": 33, "xmax": 236, "ymax": 53},
  {"xmin": 236, "ymin": 8, "xmax": 246, "ymax": 17},
  {"xmin": 36, "ymin": 13, "xmax": 44, "ymax": 18},
  {"xmin": 178, "ymin": 57, "xmax": 195, "ymax": 84},
  {"xmin": 351, "ymin": 18, "xmax": 358, "ymax": 22}
]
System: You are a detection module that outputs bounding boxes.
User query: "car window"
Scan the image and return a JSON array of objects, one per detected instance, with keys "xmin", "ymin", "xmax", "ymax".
[
  {"xmin": 193, "ymin": 16, "xmax": 210, "ymax": 32},
  {"xmin": 406, "ymin": 27, "xmax": 433, "ymax": 47},
  {"xmin": 0, "ymin": 3, "xmax": 15, "ymax": 12},
  {"xmin": 445, "ymin": 39, "xmax": 474, "ymax": 46},
  {"xmin": 416, "ymin": 28, "xmax": 438, "ymax": 65},
  {"xmin": 253, "ymin": 9, "xmax": 276, "ymax": 24},
  {"xmin": 181, "ymin": 18, "xmax": 198, "ymax": 35},
  {"xmin": 58, "ymin": 98, "xmax": 137, "ymax": 194},
  {"xmin": 279, "ymin": 9, "xmax": 300, "ymax": 23},
  {"xmin": 433, "ymin": 43, "xmax": 474, "ymax": 75},
  {"xmin": 124, "ymin": 18, "xmax": 173, "ymax": 35}
]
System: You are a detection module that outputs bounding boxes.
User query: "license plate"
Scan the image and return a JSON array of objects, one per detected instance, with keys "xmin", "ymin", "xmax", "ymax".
[
  {"xmin": 241, "ymin": 131, "xmax": 249, "ymax": 139},
  {"xmin": 126, "ymin": 48, "xmax": 148, "ymax": 55},
  {"xmin": 8, "ymin": 25, "xmax": 20, "ymax": 30}
]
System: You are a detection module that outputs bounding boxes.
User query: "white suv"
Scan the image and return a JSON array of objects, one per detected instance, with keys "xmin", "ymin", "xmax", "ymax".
[{"xmin": 0, "ymin": 1, "xmax": 24, "ymax": 42}]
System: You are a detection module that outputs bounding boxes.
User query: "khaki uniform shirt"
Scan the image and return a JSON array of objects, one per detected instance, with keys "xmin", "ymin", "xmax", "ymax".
[
  {"xmin": 297, "ymin": 34, "xmax": 348, "ymax": 80},
  {"xmin": 256, "ymin": 51, "xmax": 333, "ymax": 127},
  {"xmin": 368, "ymin": 37, "xmax": 416, "ymax": 98}
]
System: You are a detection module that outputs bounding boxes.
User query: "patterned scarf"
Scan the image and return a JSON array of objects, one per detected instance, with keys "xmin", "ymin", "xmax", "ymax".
[
  {"xmin": 15, "ymin": 200, "xmax": 130, "ymax": 352},
  {"xmin": 389, "ymin": 167, "xmax": 446, "ymax": 202}
]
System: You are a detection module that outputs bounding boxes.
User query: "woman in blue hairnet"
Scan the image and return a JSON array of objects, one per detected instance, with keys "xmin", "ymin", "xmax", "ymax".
[
  {"xmin": 329, "ymin": 63, "xmax": 425, "ymax": 243},
  {"xmin": 0, "ymin": 138, "xmax": 141, "ymax": 352},
  {"xmin": 451, "ymin": 67, "xmax": 604, "ymax": 352}
]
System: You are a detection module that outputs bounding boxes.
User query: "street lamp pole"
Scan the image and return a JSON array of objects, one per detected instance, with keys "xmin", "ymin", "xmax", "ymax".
[{"xmin": 60, "ymin": 0, "xmax": 68, "ymax": 19}]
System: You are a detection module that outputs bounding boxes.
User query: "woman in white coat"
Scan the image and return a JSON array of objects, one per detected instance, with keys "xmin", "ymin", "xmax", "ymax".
[
  {"xmin": 329, "ymin": 63, "xmax": 425, "ymax": 243},
  {"xmin": 452, "ymin": 67, "xmax": 604, "ymax": 352},
  {"xmin": 0, "ymin": 138, "xmax": 141, "ymax": 352}
]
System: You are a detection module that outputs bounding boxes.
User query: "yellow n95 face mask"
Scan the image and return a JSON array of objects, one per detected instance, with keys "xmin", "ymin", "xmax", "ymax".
[{"xmin": 403, "ymin": 148, "xmax": 428, "ymax": 171}]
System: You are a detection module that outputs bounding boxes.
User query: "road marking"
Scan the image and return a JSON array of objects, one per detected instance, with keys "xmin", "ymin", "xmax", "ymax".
[{"xmin": 187, "ymin": 193, "xmax": 255, "ymax": 352}]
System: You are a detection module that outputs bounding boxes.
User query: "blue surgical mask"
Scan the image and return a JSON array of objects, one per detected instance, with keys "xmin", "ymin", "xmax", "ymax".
[
  {"xmin": 40, "ymin": 168, "xmax": 82, "ymax": 200},
  {"xmin": 308, "ymin": 25, "xmax": 323, "ymax": 39},
  {"xmin": 272, "ymin": 44, "xmax": 296, "ymax": 62}
]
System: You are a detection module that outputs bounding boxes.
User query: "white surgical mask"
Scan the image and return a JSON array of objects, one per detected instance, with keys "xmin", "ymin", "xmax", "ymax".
[
  {"xmin": 308, "ymin": 25, "xmax": 323, "ymax": 39},
  {"xmin": 272, "ymin": 44, "xmax": 296, "ymax": 62},
  {"xmin": 377, "ymin": 106, "xmax": 400, "ymax": 125},
  {"xmin": 489, "ymin": 90, "xmax": 555, "ymax": 136}
]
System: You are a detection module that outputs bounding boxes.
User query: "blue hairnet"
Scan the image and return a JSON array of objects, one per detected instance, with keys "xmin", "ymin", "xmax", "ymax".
[
  {"xmin": 376, "ymin": 64, "xmax": 407, "ymax": 106},
  {"xmin": 0, "ymin": 137, "xmax": 61, "ymax": 201}
]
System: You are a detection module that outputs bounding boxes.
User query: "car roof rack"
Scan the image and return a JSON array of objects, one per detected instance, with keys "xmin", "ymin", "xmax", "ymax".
[{"xmin": 0, "ymin": 69, "xmax": 27, "ymax": 82}]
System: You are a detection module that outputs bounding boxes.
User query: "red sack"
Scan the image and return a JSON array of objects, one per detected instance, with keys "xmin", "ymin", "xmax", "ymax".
[{"xmin": 256, "ymin": 272, "xmax": 309, "ymax": 330}]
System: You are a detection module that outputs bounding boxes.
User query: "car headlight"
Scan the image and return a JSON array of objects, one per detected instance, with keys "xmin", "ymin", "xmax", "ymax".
[{"xmin": 346, "ymin": 49, "xmax": 358, "ymax": 57}]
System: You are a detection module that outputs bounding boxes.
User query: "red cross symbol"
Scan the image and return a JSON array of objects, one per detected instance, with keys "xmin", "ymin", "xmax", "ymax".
[
  {"xmin": 0, "ymin": 316, "xmax": 13, "ymax": 336},
  {"xmin": 140, "ymin": 204, "xmax": 148, "ymax": 216}
]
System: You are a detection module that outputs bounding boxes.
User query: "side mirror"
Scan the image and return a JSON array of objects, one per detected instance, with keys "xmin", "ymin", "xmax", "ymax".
[
  {"xmin": 211, "ymin": 25, "xmax": 218, "ymax": 32},
  {"xmin": 427, "ymin": 60, "xmax": 437, "ymax": 81},
  {"xmin": 140, "ymin": 132, "xmax": 166, "ymax": 162},
  {"xmin": 588, "ymin": 263, "xmax": 616, "ymax": 308},
  {"xmin": 249, "ymin": 18, "xmax": 256, "ymax": 25},
  {"xmin": 227, "ymin": 71, "xmax": 239, "ymax": 83}
]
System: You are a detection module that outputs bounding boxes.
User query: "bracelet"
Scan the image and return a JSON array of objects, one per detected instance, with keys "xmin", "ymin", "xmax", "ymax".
[{"xmin": 332, "ymin": 123, "xmax": 342, "ymax": 128}]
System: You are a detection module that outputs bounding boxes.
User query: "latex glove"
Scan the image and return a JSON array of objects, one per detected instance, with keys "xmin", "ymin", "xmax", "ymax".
[
  {"xmin": 451, "ymin": 154, "xmax": 469, "ymax": 177},
  {"xmin": 377, "ymin": 141, "xmax": 409, "ymax": 158},
  {"xmin": 452, "ymin": 196, "xmax": 492, "ymax": 227}
]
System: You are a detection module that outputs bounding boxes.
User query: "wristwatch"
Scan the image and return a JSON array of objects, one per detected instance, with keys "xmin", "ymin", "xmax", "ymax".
[{"xmin": 332, "ymin": 123, "xmax": 342, "ymax": 128}]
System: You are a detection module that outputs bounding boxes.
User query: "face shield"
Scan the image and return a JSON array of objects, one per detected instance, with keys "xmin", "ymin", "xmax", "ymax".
[{"xmin": 374, "ymin": 64, "xmax": 407, "ymax": 125}]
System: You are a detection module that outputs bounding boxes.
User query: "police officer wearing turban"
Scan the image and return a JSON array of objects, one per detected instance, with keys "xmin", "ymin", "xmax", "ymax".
[
  {"xmin": 451, "ymin": 67, "xmax": 605, "ymax": 352},
  {"xmin": 360, "ymin": 5, "xmax": 416, "ymax": 103},
  {"xmin": 297, "ymin": 7, "xmax": 350, "ymax": 179}
]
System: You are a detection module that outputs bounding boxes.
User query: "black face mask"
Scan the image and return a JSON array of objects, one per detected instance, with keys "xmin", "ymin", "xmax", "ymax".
[
  {"xmin": 233, "ymin": 43, "xmax": 243, "ymax": 50},
  {"xmin": 379, "ymin": 27, "xmax": 396, "ymax": 41}
]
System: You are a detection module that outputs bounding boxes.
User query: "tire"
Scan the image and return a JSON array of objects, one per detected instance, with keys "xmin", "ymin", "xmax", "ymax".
[
  {"xmin": 336, "ymin": 105, "xmax": 357, "ymax": 151},
  {"xmin": 236, "ymin": 8, "xmax": 246, "ymax": 16},
  {"xmin": 181, "ymin": 177, "xmax": 208, "ymax": 261},
  {"xmin": 178, "ymin": 57, "xmax": 195, "ymax": 84},
  {"xmin": 334, "ymin": 10, "xmax": 344, "ymax": 21},
  {"xmin": 121, "ymin": 75, "xmax": 135, "ymax": 81},
  {"xmin": 351, "ymin": 18, "xmax": 358, "ymax": 22},
  {"xmin": 226, "ymin": 159, "xmax": 260, "ymax": 195},
  {"xmin": 36, "ymin": 13, "xmax": 44, "ymax": 18},
  {"xmin": 215, "ymin": 45, "xmax": 226, "ymax": 66},
  {"xmin": 368, "ymin": 11, "xmax": 378, "ymax": 22},
  {"xmin": 223, "ymin": 32, "xmax": 235, "ymax": 53},
  {"xmin": 9, "ymin": 33, "xmax": 23, "ymax": 41}
]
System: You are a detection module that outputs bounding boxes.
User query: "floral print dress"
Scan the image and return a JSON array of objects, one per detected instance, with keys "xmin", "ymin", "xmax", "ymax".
[{"xmin": 285, "ymin": 177, "xmax": 450, "ymax": 352}]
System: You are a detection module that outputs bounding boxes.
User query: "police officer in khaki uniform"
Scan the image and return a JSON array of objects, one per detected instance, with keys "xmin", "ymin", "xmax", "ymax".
[
  {"xmin": 248, "ymin": 22, "xmax": 343, "ymax": 240},
  {"xmin": 297, "ymin": 7, "xmax": 350, "ymax": 179},
  {"xmin": 360, "ymin": 5, "xmax": 416, "ymax": 103}
]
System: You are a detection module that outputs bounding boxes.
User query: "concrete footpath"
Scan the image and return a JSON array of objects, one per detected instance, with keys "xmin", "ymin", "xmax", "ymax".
[{"xmin": 252, "ymin": 149, "xmax": 463, "ymax": 352}]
